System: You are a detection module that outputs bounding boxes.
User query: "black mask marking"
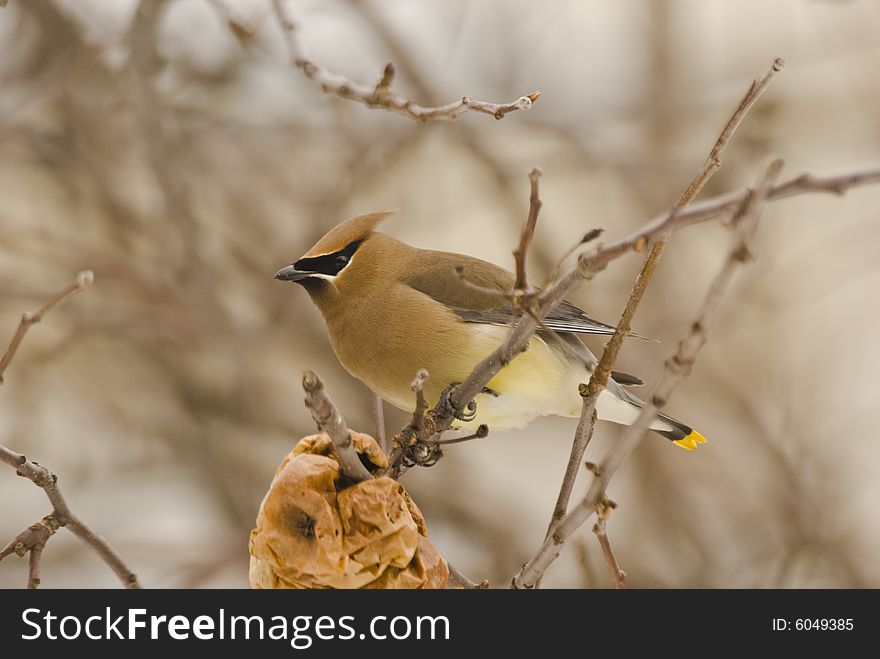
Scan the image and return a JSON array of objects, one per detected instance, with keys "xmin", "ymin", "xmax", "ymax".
[{"xmin": 293, "ymin": 240, "xmax": 362, "ymax": 277}]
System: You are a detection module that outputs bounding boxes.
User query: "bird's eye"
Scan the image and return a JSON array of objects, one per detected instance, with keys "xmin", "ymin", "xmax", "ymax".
[{"xmin": 335, "ymin": 254, "xmax": 349, "ymax": 268}]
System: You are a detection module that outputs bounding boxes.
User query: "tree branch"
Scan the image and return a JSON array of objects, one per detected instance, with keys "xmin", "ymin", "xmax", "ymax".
[
  {"xmin": 540, "ymin": 57, "xmax": 784, "ymax": 549},
  {"xmin": 369, "ymin": 389, "xmax": 387, "ymax": 454},
  {"xmin": 0, "ymin": 270, "xmax": 140, "ymax": 588},
  {"xmin": 302, "ymin": 369, "xmax": 375, "ymax": 482},
  {"xmin": 270, "ymin": 0, "xmax": 540, "ymax": 122},
  {"xmin": 513, "ymin": 168, "xmax": 543, "ymax": 293},
  {"xmin": 27, "ymin": 546, "xmax": 42, "ymax": 590},
  {"xmin": 386, "ymin": 369, "xmax": 449, "ymax": 477},
  {"xmin": 0, "ymin": 445, "xmax": 141, "ymax": 588},
  {"xmin": 512, "ymin": 160, "xmax": 784, "ymax": 588},
  {"xmin": 593, "ymin": 512, "xmax": 626, "ymax": 590},
  {"xmin": 446, "ymin": 563, "xmax": 489, "ymax": 589},
  {"xmin": 409, "ymin": 369, "xmax": 430, "ymax": 434},
  {"xmin": 675, "ymin": 57, "xmax": 785, "ymax": 206},
  {"xmin": 0, "ymin": 270, "xmax": 93, "ymax": 384}
]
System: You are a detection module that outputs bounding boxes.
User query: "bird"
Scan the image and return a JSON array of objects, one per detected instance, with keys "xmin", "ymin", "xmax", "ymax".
[{"xmin": 275, "ymin": 211, "xmax": 707, "ymax": 450}]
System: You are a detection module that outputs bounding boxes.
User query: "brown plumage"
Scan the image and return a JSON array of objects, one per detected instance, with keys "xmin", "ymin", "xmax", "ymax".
[{"xmin": 276, "ymin": 211, "xmax": 707, "ymax": 449}]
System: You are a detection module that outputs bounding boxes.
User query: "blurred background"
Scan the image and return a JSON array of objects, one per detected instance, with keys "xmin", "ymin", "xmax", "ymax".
[{"xmin": 1, "ymin": 0, "xmax": 879, "ymax": 588}]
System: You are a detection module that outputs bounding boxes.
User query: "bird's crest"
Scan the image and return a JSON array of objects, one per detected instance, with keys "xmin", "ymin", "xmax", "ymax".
[{"xmin": 302, "ymin": 210, "xmax": 396, "ymax": 257}]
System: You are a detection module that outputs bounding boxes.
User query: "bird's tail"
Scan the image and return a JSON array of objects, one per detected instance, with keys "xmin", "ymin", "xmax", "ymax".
[
  {"xmin": 651, "ymin": 411, "xmax": 708, "ymax": 451},
  {"xmin": 595, "ymin": 388, "xmax": 707, "ymax": 451}
]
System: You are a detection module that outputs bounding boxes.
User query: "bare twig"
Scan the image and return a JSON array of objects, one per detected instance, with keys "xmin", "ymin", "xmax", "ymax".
[
  {"xmin": 385, "ymin": 370, "xmax": 439, "ymax": 477},
  {"xmin": 302, "ymin": 370, "xmax": 374, "ymax": 482},
  {"xmin": 270, "ymin": 0, "xmax": 540, "ymax": 123},
  {"xmin": 676, "ymin": 58, "xmax": 785, "ymax": 205},
  {"xmin": 593, "ymin": 518, "xmax": 625, "ymax": 590},
  {"xmin": 513, "ymin": 168, "xmax": 543, "ymax": 293},
  {"xmin": 512, "ymin": 160, "xmax": 783, "ymax": 588},
  {"xmin": 369, "ymin": 390, "xmax": 387, "ymax": 454},
  {"xmin": 410, "ymin": 369, "xmax": 430, "ymax": 434},
  {"xmin": 0, "ymin": 515, "xmax": 58, "ymax": 565},
  {"xmin": 446, "ymin": 564, "xmax": 489, "ymax": 589},
  {"xmin": 593, "ymin": 498, "xmax": 625, "ymax": 589},
  {"xmin": 541, "ymin": 57, "xmax": 784, "ymax": 548},
  {"xmin": 545, "ymin": 406, "xmax": 598, "ymax": 535},
  {"xmin": 0, "ymin": 271, "xmax": 140, "ymax": 588},
  {"xmin": 0, "ymin": 445, "xmax": 141, "ymax": 588},
  {"xmin": 425, "ymin": 425, "xmax": 489, "ymax": 445},
  {"xmin": 27, "ymin": 546, "xmax": 42, "ymax": 589},
  {"xmin": 205, "ymin": 0, "xmax": 268, "ymax": 47},
  {"xmin": 0, "ymin": 270, "xmax": 93, "ymax": 384}
]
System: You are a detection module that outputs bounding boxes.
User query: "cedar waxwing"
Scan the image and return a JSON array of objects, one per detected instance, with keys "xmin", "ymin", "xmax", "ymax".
[{"xmin": 275, "ymin": 211, "xmax": 707, "ymax": 450}]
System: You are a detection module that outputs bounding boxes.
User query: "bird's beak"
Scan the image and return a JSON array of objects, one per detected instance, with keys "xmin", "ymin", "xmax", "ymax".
[{"xmin": 274, "ymin": 265, "xmax": 313, "ymax": 282}]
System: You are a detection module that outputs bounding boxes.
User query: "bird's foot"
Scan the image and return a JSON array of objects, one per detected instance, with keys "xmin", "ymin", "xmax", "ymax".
[
  {"xmin": 437, "ymin": 383, "xmax": 475, "ymax": 421},
  {"xmin": 400, "ymin": 443, "xmax": 443, "ymax": 472}
]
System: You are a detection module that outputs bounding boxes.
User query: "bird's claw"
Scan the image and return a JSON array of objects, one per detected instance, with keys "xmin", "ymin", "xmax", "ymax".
[
  {"xmin": 400, "ymin": 443, "xmax": 443, "ymax": 472},
  {"xmin": 438, "ymin": 382, "xmax": 479, "ymax": 422}
]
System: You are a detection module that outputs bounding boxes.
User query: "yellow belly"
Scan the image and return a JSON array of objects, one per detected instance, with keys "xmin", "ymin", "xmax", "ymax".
[{"xmin": 374, "ymin": 323, "xmax": 582, "ymax": 430}]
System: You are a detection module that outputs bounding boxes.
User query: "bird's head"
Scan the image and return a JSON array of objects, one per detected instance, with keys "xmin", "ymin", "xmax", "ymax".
[{"xmin": 274, "ymin": 210, "xmax": 395, "ymax": 294}]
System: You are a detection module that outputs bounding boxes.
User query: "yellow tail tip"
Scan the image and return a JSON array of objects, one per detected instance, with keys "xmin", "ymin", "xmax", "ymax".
[{"xmin": 673, "ymin": 429, "xmax": 708, "ymax": 451}]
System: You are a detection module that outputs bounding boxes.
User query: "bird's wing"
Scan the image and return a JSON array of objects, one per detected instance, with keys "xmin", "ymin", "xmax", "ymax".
[
  {"xmin": 402, "ymin": 249, "xmax": 649, "ymax": 389},
  {"xmin": 402, "ymin": 249, "xmax": 628, "ymax": 337},
  {"xmin": 453, "ymin": 301, "xmax": 623, "ymax": 336},
  {"xmin": 610, "ymin": 370, "xmax": 644, "ymax": 386}
]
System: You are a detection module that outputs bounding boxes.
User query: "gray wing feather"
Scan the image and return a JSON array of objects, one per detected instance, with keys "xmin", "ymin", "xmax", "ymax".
[{"xmin": 454, "ymin": 300, "xmax": 620, "ymax": 336}]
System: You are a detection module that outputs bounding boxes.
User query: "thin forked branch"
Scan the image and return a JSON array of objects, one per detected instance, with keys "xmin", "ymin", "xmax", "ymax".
[
  {"xmin": 0, "ymin": 444, "xmax": 141, "ymax": 588},
  {"xmin": 270, "ymin": 0, "xmax": 540, "ymax": 123},
  {"xmin": 0, "ymin": 270, "xmax": 93, "ymax": 384},
  {"xmin": 542, "ymin": 57, "xmax": 785, "ymax": 545},
  {"xmin": 0, "ymin": 270, "xmax": 140, "ymax": 588},
  {"xmin": 512, "ymin": 160, "xmax": 784, "ymax": 588}
]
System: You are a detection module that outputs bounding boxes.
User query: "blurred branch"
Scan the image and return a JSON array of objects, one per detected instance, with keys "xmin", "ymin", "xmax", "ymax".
[
  {"xmin": 270, "ymin": 0, "xmax": 540, "ymax": 122},
  {"xmin": 343, "ymin": 0, "xmax": 437, "ymax": 103},
  {"xmin": 346, "ymin": 0, "xmax": 561, "ymax": 275},
  {"xmin": 512, "ymin": 160, "xmax": 783, "ymax": 588},
  {"xmin": 128, "ymin": 0, "xmax": 201, "ymax": 284},
  {"xmin": 446, "ymin": 563, "xmax": 489, "ymax": 589},
  {"xmin": 0, "ymin": 270, "xmax": 93, "ymax": 384},
  {"xmin": 540, "ymin": 57, "xmax": 784, "ymax": 557},
  {"xmin": 369, "ymin": 390, "xmax": 387, "ymax": 453},
  {"xmin": 302, "ymin": 369, "xmax": 375, "ymax": 482},
  {"xmin": 0, "ymin": 271, "xmax": 140, "ymax": 588}
]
